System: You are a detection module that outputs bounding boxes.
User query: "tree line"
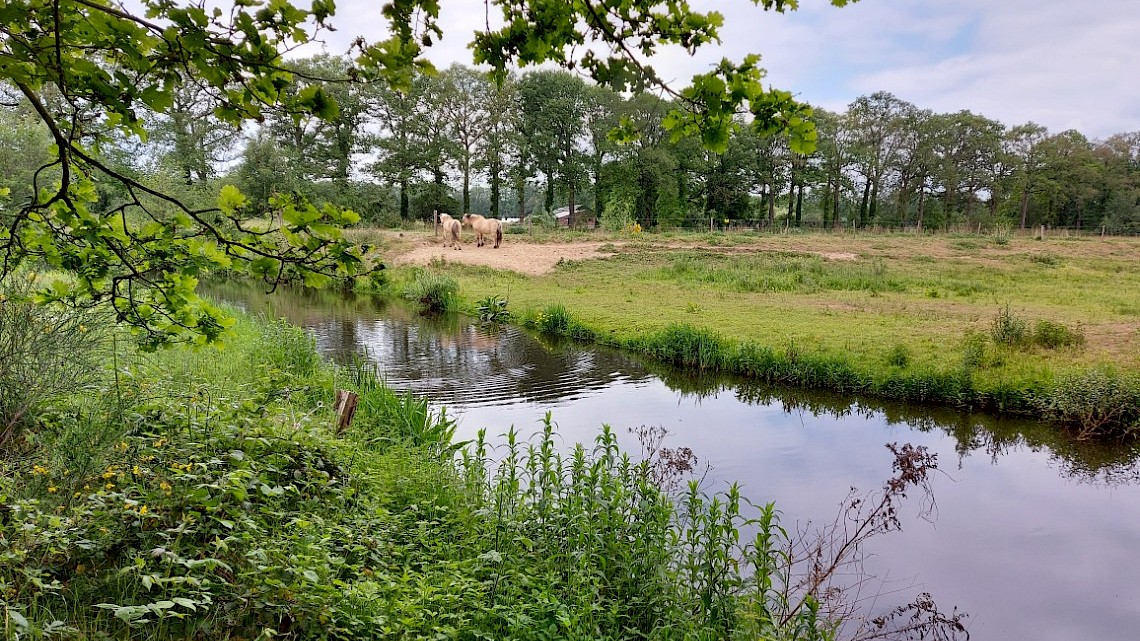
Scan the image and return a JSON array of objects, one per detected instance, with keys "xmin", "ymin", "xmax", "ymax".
[{"xmin": 4, "ymin": 58, "xmax": 1138, "ymax": 234}]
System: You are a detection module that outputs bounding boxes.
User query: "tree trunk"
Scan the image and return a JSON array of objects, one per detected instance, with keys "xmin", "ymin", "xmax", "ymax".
[
  {"xmin": 859, "ymin": 179, "xmax": 871, "ymax": 227},
  {"xmin": 917, "ymin": 185, "xmax": 926, "ymax": 231},
  {"xmin": 767, "ymin": 184, "xmax": 775, "ymax": 225},
  {"xmin": 795, "ymin": 184, "xmax": 804, "ymax": 227},
  {"xmin": 1019, "ymin": 187, "xmax": 1030, "ymax": 229},
  {"xmin": 786, "ymin": 180, "xmax": 795, "ymax": 222},
  {"xmin": 462, "ymin": 161, "xmax": 471, "ymax": 213},
  {"xmin": 489, "ymin": 156, "xmax": 502, "ymax": 218},
  {"xmin": 399, "ymin": 178, "xmax": 409, "ymax": 220},
  {"xmin": 593, "ymin": 153, "xmax": 604, "ymax": 219}
]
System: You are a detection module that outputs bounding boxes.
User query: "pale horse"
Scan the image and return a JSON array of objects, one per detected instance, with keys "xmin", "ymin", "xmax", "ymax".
[
  {"xmin": 437, "ymin": 212, "xmax": 462, "ymax": 250},
  {"xmin": 461, "ymin": 213, "xmax": 503, "ymax": 248}
]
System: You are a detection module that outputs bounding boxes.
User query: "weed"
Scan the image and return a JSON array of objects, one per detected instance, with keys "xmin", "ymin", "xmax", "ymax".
[
  {"xmin": 0, "ymin": 271, "xmax": 109, "ymax": 446},
  {"xmin": 1036, "ymin": 368, "xmax": 1140, "ymax": 440},
  {"xmin": 1032, "ymin": 319, "xmax": 1085, "ymax": 349},
  {"xmin": 886, "ymin": 344, "xmax": 912, "ymax": 368},
  {"xmin": 403, "ymin": 269, "xmax": 459, "ymax": 314},
  {"xmin": 534, "ymin": 302, "xmax": 571, "ymax": 334},
  {"xmin": 990, "ymin": 304, "xmax": 1030, "ymax": 347},
  {"xmin": 475, "ymin": 294, "xmax": 510, "ymax": 323}
]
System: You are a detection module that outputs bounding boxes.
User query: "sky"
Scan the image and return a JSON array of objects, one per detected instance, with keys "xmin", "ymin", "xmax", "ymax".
[{"xmin": 311, "ymin": 0, "xmax": 1140, "ymax": 140}]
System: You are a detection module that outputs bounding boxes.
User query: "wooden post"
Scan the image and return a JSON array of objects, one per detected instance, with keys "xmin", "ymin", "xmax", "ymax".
[{"xmin": 334, "ymin": 390, "xmax": 359, "ymax": 434}]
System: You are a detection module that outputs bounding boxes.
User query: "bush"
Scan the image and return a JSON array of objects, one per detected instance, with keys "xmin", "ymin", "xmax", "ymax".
[
  {"xmin": 1036, "ymin": 368, "xmax": 1140, "ymax": 439},
  {"xmin": 886, "ymin": 344, "xmax": 912, "ymax": 368},
  {"xmin": 475, "ymin": 294, "xmax": 509, "ymax": 323},
  {"xmin": 1032, "ymin": 319, "xmax": 1085, "ymax": 349},
  {"xmin": 402, "ymin": 269, "xmax": 459, "ymax": 313},
  {"xmin": 0, "ymin": 272, "xmax": 108, "ymax": 446},
  {"xmin": 534, "ymin": 302, "xmax": 572, "ymax": 334},
  {"xmin": 990, "ymin": 304, "xmax": 1030, "ymax": 347}
]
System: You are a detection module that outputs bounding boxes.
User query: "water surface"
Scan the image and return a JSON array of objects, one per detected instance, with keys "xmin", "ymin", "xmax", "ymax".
[{"xmin": 211, "ymin": 282, "xmax": 1140, "ymax": 641}]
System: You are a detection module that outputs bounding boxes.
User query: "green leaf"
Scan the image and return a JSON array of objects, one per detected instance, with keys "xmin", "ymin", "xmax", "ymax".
[{"xmin": 218, "ymin": 185, "xmax": 249, "ymax": 215}]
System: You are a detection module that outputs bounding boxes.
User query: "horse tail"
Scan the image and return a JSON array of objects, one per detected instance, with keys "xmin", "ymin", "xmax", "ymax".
[{"xmin": 494, "ymin": 222, "xmax": 502, "ymax": 248}]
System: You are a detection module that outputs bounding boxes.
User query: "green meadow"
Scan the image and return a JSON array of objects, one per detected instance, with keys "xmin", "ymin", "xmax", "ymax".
[{"xmin": 389, "ymin": 230, "xmax": 1140, "ymax": 437}]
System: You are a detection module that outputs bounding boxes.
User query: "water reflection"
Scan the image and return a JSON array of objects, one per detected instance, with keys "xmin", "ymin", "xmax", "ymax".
[
  {"xmin": 206, "ymin": 281, "xmax": 1140, "ymax": 641},
  {"xmin": 206, "ymin": 279, "xmax": 1140, "ymax": 484}
]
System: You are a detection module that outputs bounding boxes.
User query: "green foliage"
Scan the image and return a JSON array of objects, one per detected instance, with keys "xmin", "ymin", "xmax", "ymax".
[
  {"xmin": 0, "ymin": 311, "xmax": 869, "ymax": 641},
  {"xmin": 990, "ymin": 307, "xmax": 1085, "ymax": 351},
  {"xmin": 475, "ymin": 294, "xmax": 510, "ymax": 323},
  {"xmin": 1036, "ymin": 369, "xmax": 1140, "ymax": 439},
  {"xmin": 403, "ymin": 269, "xmax": 459, "ymax": 313},
  {"xmin": 636, "ymin": 323, "xmax": 728, "ymax": 370},
  {"xmin": 0, "ymin": 0, "xmax": 372, "ymax": 347},
  {"xmin": 1032, "ymin": 319, "xmax": 1085, "ymax": 349},
  {"xmin": 990, "ymin": 304, "xmax": 1031, "ymax": 347},
  {"xmin": 533, "ymin": 302, "xmax": 571, "ymax": 334},
  {"xmin": 886, "ymin": 344, "xmax": 912, "ymax": 368},
  {"xmin": 342, "ymin": 357, "xmax": 462, "ymax": 456},
  {"xmin": 0, "ymin": 272, "xmax": 108, "ymax": 446}
]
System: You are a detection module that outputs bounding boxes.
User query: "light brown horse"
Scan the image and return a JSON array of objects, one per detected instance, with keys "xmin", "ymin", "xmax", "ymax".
[
  {"xmin": 461, "ymin": 213, "xmax": 502, "ymax": 248},
  {"xmin": 438, "ymin": 213, "xmax": 462, "ymax": 250}
]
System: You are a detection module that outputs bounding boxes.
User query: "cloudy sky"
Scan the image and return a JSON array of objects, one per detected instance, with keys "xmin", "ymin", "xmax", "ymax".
[{"xmin": 316, "ymin": 0, "xmax": 1139, "ymax": 139}]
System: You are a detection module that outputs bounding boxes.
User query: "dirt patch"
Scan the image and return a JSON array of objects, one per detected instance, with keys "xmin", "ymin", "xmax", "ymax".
[{"xmin": 386, "ymin": 232, "xmax": 619, "ymax": 275}]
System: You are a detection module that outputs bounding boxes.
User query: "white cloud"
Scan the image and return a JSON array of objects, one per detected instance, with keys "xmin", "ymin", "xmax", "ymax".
[{"xmin": 313, "ymin": 0, "xmax": 1140, "ymax": 138}]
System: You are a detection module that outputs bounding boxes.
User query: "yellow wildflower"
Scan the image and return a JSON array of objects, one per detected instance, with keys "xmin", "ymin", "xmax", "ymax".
[
  {"xmin": 47, "ymin": 486, "xmax": 57, "ymax": 494},
  {"xmin": 33, "ymin": 464, "xmax": 49, "ymax": 475},
  {"xmin": 139, "ymin": 505, "xmax": 149, "ymax": 515},
  {"xmin": 133, "ymin": 465, "xmax": 142, "ymax": 476},
  {"xmin": 105, "ymin": 482, "xmax": 115, "ymax": 490},
  {"xmin": 160, "ymin": 481, "xmax": 172, "ymax": 495}
]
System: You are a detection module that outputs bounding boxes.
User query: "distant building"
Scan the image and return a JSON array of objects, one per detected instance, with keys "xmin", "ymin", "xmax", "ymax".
[{"xmin": 551, "ymin": 206, "xmax": 597, "ymax": 230}]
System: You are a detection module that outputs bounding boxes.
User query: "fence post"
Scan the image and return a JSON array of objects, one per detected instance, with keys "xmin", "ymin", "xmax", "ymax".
[{"xmin": 334, "ymin": 390, "xmax": 359, "ymax": 434}]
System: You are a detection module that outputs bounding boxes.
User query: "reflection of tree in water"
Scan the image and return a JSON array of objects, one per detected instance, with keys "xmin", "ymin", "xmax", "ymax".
[
  {"xmin": 206, "ymin": 279, "xmax": 1140, "ymax": 484},
  {"xmin": 729, "ymin": 378, "xmax": 1140, "ymax": 485},
  {"xmin": 205, "ymin": 280, "xmax": 652, "ymax": 406}
]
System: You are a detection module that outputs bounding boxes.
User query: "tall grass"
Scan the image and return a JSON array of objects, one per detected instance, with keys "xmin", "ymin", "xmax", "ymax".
[
  {"xmin": 2, "ymin": 308, "xmax": 974, "ymax": 639},
  {"xmin": 0, "ymin": 311, "xmax": 850, "ymax": 640},
  {"xmin": 403, "ymin": 269, "xmax": 459, "ymax": 313}
]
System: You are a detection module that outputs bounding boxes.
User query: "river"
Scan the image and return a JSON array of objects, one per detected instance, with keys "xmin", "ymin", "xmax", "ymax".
[{"xmin": 211, "ymin": 281, "xmax": 1140, "ymax": 640}]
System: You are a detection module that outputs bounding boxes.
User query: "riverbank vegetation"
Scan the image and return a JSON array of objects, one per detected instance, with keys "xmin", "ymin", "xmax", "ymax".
[
  {"xmin": 384, "ymin": 230, "xmax": 1140, "ymax": 439},
  {"xmin": 2, "ymin": 299, "xmax": 969, "ymax": 640}
]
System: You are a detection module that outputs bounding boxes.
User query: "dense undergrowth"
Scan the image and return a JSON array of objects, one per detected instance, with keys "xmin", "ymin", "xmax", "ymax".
[{"xmin": 1, "ymin": 305, "xmax": 966, "ymax": 640}]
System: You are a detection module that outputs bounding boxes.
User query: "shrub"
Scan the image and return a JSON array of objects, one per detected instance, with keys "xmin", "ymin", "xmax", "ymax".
[
  {"xmin": 0, "ymin": 272, "xmax": 108, "ymax": 446},
  {"xmin": 1036, "ymin": 368, "xmax": 1140, "ymax": 440},
  {"xmin": 989, "ymin": 304, "xmax": 1030, "ymax": 347},
  {"xmin": 475, "ymin": 294, "xmax": 510, "ymax": 323},
  {"xmin": 1032, "ymin": 319, "xmax": 1085, "ymax": 349},
  {"xmin": 637, "ymin": 323, "xmax": 726, "ymax": 370},
  {"xmin": 885, "ymin": 344, "xmax": 912, "ymax": 368},
  {"xmin": 534, "ymin": 302, "xmax": 571, "ymax": 334},
  {"xmin": 402, "ymin": 269, "xmax": 459, "ymax": 313}
]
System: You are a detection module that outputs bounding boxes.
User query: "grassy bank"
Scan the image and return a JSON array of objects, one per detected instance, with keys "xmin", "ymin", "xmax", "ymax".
[
  {"xmin": 6, "ymin": 308, "xmax": 944, "ymax": 640},
  {"xmin": 385, "ymin": 230, "xmax": 1140, "ymax": 437}
]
